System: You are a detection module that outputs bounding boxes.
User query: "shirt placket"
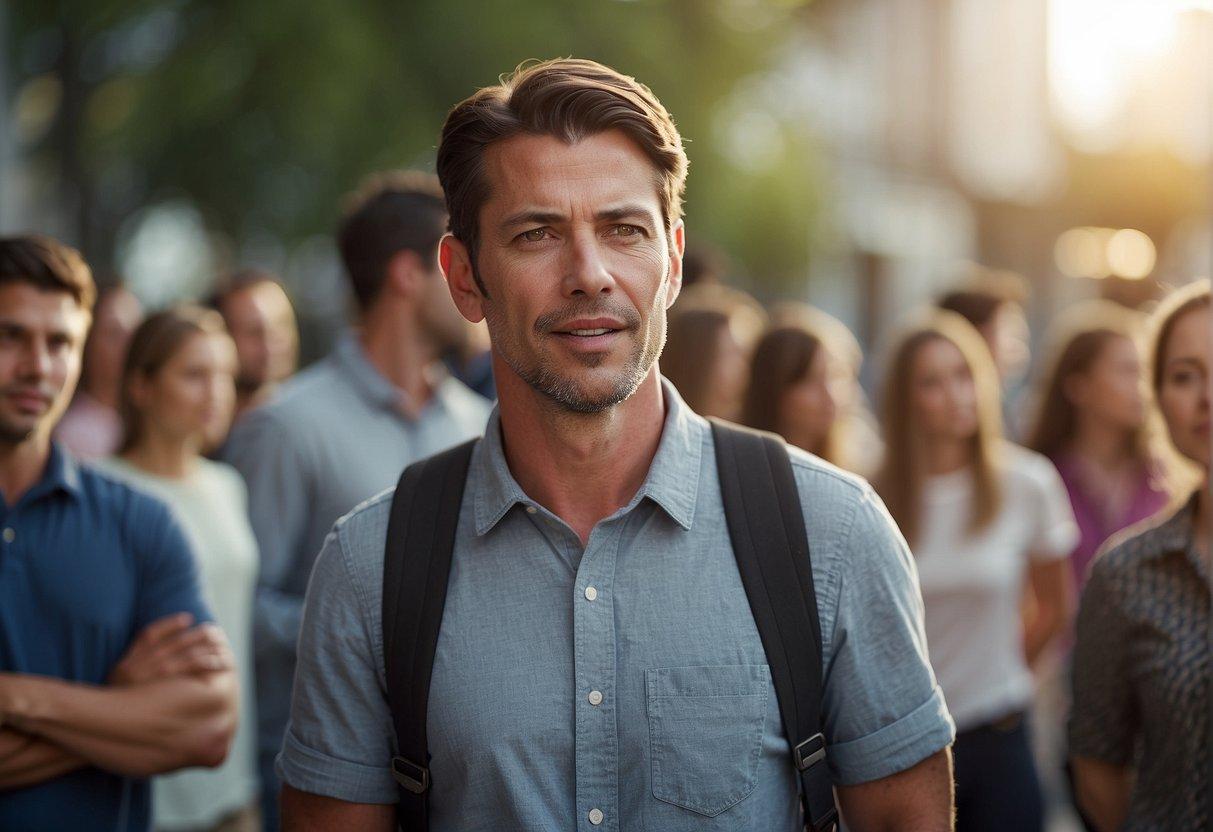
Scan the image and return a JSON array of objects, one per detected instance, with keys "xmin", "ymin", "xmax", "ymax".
[{"xmin": 572, "ymin": 519, "xmax": 622, "ymax": 831}]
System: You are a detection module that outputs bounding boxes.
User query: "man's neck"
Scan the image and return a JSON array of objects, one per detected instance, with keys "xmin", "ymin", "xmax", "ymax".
[
  {"xmin": 358, "ymin": 305, "xmax": 438, "ymax": 413},
  {"xmin": 496, "ymin": 366, "xmax": 667, "ymax": 546},
  {"xmin": 0, "ymin": 432, "xmax": 52, "ymax": 507}
]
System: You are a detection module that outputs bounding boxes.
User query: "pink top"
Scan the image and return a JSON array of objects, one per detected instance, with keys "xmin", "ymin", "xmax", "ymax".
[{"xmin": 1052, "ymin": 453, "xmax": 1170, "ymax": 590}]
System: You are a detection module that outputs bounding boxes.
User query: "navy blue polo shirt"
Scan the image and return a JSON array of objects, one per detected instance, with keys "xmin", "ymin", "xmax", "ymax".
[{"xmin": 0, "ymin": 444, "xmax": 212, "ymax": 832}]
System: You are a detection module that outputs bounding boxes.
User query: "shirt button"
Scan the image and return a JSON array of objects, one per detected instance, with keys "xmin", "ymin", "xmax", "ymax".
[
  {"xmin": 588, "ymin": 690, "xmax": 603, "ymax": 706},
  {"xmin": 584, "ymin": 586, "xmax": 598, "ymax": 601},
  {"xmin": 588, "ymin": 808, "xmax": 604, "ymax": 826},
  {"xmin": 2, "ymin": 528, "xmax": 13, "ymax": 543},
  {"xmin": 525, "ymin": 506, "xmax": 537, "ymax": 515}
]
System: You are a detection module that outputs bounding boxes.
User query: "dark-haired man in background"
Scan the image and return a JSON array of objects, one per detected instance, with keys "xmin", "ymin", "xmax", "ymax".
[
  {"xmin": 223, "ymin": 172, "xmax": 490, "ymax": 829},
  {"xmin": 0, "ymin": 234, "xmax": 237, "ymax": 831}
]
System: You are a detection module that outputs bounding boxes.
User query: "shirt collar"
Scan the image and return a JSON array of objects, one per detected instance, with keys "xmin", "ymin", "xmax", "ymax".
[
  {"xmin": 1140, "ymin": 490, "xmax": 1200, "ymax": 563},
  {"xmin": 333, "ymin": 330, "xmax": 452, "ymax": 417},
  {"xmin": 21, "ymin": 442, "xmax": 83, "ymax": 505},
  {"xmin": 471, "ymin": 377, "xmax": 704, "ymax": 536}
]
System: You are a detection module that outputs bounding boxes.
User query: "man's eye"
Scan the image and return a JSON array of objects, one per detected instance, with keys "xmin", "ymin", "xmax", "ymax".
[
  {"xmin": 520, "ymin": 228, "xmax": 549, "ymax": 243},
  {"xmin": 611, "ymin": 225, "xmax": 641, "ymax": 237}
]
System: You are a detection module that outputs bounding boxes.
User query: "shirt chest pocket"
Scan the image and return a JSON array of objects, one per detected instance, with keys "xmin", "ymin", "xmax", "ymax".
[{"xmin": 645, "ymin": 664, "xmax": 770, "ymax": 817}]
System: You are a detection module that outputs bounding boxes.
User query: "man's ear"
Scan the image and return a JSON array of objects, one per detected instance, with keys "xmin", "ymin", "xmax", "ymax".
[
  {"xmin": 664, "ymin": 220, "xmax": 686, "ymax": 310},
  {"xmin": 384, "ymin": 249, "xmax": 425, "ymax": 301},
  {"xmin": 439, "ymin": 234, "xmax": 485, "ymax": 324}
]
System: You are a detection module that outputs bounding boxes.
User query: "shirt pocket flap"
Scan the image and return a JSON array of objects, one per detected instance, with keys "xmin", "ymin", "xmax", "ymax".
[{"xmin": 646, "ymin": 664, "xmax": 771, "ymax": 817}]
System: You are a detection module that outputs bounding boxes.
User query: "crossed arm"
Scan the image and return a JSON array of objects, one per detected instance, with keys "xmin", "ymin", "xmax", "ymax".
[{"xmin": 0, "ymin": 613, "xmax": 239, "ymax": 790}]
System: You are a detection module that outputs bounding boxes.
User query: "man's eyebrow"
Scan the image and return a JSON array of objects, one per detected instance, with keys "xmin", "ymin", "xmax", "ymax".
[
  {"xmin": 499, "ymin": 209, "xmax": 567, "ymax": 229},
  {"xmin": 596, "ymin": 204, "xmax": 657, "ymax": 224},
  {"xmin": 1165, "ymin": 356, "xmax": 1204, "ymax": 369}
]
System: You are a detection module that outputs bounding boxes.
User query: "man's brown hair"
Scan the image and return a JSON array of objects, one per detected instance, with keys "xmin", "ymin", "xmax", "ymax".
[
  {"xmin": 436, "ymin": 58, "xmax": 689, "ymax": 295},
  {"xmin": 0, "ymin": 234, "xmax": 96, "ymax": 310},
  {"xmin": 337, "ymin": 171, "xmax": 447, "ymax": 312}
]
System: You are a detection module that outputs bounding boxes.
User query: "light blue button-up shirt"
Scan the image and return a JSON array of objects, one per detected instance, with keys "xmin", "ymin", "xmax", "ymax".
[
  {"xmin": 279, "ymin": 381, "xmax": 953, "ymax": 831},
  {"xmin": 224, "ymin": 332, "xmax": 490, "ymax": 755}
]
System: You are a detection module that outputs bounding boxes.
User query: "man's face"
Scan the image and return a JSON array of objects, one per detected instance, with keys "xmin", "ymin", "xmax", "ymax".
[
  {"xmin": 0, "ymin": 283, "xmax": 90, "ymax": 444},
  {"xmin": 461, "ymin": 130, "xmax": 683, "ymax": 413},
  {"xmin": 221, "ymin": 282, "xmax": 298, "ymax": 391}
]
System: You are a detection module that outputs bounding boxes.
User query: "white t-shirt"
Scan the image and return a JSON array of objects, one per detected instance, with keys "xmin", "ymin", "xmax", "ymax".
[
  {"xmin": 913, "ymin": 443, "xmax": 1078, "ymax": 731},
  {"xmin": 93, "ymin": 456, "xmax": 259, "ymax": 829}
]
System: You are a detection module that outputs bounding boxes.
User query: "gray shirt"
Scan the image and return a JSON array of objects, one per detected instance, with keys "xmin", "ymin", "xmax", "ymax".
[
  {"xmin": 224, "ymin": 332, "xmax": 490, "ymax": 753},
  {"xmin": 279, "ymin": 380, "xmax": 953, "ymax": 830}
]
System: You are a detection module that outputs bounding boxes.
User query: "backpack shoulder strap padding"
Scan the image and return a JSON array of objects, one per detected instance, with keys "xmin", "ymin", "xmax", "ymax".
[
  {"xmin": 382, "ymin": 438, "xmax": 477, "ymax": 832},
  {"xmin": 710, "ymin": 419, "xmax": 838, "ymax": 832}
]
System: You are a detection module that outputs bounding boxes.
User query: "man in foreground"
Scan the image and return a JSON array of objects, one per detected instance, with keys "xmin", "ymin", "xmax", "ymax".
[
  {"xmin": 0, "ymin": 234, "xmax": 238, "ymax": 831},
  {"xmin": 279, "ymin": 59, "xmax": 955, "ymax": 831}
]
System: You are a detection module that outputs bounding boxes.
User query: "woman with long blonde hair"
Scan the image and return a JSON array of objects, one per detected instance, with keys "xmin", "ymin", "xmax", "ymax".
[
  {"xmin": 1025, "ymin": 303, "xmax": 1170, "ymax": 592},
  {"xmin": 874, "ymin": 311, "xmax": 1077, "ymax": 832}
]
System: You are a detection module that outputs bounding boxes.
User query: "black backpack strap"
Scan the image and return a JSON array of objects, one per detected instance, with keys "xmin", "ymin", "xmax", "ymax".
[
  {"xmin": 710, "ymin": 420, "xmax": 839, "ymax": 832},
  {"xmin": 382, "ymin": 438, "xmax": 477, "ymax": 832}
]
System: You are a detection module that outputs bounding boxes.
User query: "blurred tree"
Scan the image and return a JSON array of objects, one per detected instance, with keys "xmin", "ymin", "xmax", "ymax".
[{"xmin": 5, "ymin": 0, "xmax": 822, "ymax": 296}]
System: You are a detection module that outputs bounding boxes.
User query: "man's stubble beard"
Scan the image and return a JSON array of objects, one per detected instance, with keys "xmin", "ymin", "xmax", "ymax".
[{"xmin": 486, "ymin": 297, "xmax": 668, "ymax": 415}]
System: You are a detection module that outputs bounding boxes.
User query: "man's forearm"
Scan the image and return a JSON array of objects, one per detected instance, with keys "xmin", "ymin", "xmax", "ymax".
[
  {"xmin": 837, "ymin": 748, "xmax": 955, "ymax": 832},
  {"xmin": 0, "ymin": 727, "xmax": 86, "ymax": 791},
  {"xmin": 0, "ymin": 671, "xmax": 237, "ymax": 778}
]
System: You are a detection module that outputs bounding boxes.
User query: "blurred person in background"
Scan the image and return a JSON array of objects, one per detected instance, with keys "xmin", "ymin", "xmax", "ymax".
[
  {"xmin": 1069, "ymin": 280, "xmax": 1210, "ymax": 831},
  {"xmin": 211, "ymin": 271, "xmax": 299, "ymax": 424},
  {"xmin": 748, "ymin": 301, "xmax": 882, "ymax": 475},
  {"xmin": 875, "ymin": 310, "xmax": 1077, "ymax": 832},
  {"xmin": 0, "ymin": 235, "xmax": 237, "ymax": 831},
  {"xmin": 678, "ymin": 240, "xmax": 727, "ymax": 289},
  {"xmin": 92, "ymin": 306, "xmax": 260, "ymax": 832},
  {"xmin": 54, "ymin": 284, "xmax": 143, "ymax": 459},
  {"xmin": 223, "ymin": 171, "xmax": 490, "ymax": 831},
  {"xmin": 661, "ymin": 284, "xmax": 765, "ymax": 420},
  {"xmin": 937, "ymin": 268, "xmax": 1031, "ymax": 387},
  {"xmin": 1024, "ymin": 302, "xmax": 1170, "ymax": 593}
]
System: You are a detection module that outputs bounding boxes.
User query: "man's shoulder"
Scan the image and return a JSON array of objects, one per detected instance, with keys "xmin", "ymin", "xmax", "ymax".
[
  {"xmin": 74, "ymin": 462, "xmax": 178, "ymax": 538},
  {"xmin": 783, "ymin": 443, "xmax": 877, "ymax": 535},
  {"xmin": 324, "ymin": 486, "xmax": 396, "ymax": 586}
]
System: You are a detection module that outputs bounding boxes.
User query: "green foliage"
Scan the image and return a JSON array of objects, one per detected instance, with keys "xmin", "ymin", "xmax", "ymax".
[{"xmin": 6, "ymin": 0, "xmax": 822, "ymax": 289}]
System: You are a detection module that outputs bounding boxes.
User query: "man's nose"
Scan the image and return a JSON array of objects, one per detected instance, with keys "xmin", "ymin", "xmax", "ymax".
[
  {"xmin": 562, "ymin": 232, "xmax": 616, "ymax": 297},
  {"xmin": 18, "ymin": 341, "xmax": 52, "ymax": 380}
]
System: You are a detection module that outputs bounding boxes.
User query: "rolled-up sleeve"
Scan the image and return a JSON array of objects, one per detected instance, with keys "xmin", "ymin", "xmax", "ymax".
[
  {"xmin": 276, "ymin": 526, "xmax": 398, "ymax": 804},
  {"xmin": 821, "ymin": 487, "xmax": 955, "ymax": 785}
]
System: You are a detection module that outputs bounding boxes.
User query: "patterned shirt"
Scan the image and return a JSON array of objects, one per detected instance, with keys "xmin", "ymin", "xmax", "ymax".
[{"xmin": 1069, "ymin": 494, "xmax": 1210, "ymax": 830}]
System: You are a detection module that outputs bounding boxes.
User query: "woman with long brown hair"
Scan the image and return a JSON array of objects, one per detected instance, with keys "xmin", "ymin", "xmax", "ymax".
[
  {"xmin": 741, "ymin": 303, "xmax": 877, "ymax": 471},
  {"xmin": 1025, "ymin": 303, "xmax": 1170, "ymax": 592},
  {"xmin": 94, "ymin": 305, "xmax": 260, "ymax": 831},
  {"xmin": 874, "ymin": 311, "xmax": 1077, "ymax": 832},
  {"xmin": 1069, "ymin": 280, "xmax": 1210, "ymax": 830},
  {"xmin": 662, "ymin": 285, "xmax": 765, "ymax": 420}
]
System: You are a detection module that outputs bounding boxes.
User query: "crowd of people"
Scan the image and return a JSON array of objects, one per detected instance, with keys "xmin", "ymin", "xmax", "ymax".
[{"xmin": 0, "ymin": 57, "xmax": 1208, "ymax": 832}]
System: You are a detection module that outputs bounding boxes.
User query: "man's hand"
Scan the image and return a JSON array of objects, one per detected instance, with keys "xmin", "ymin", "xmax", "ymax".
[{"xmin": 108, "ymin": 613, "xmax": 234, "ymax": 686}]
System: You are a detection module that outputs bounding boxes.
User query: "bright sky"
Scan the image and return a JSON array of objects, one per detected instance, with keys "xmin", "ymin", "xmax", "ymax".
[{"xmin": 1048, "ymin": 0, "xmax": 1212, "ymax": 153}]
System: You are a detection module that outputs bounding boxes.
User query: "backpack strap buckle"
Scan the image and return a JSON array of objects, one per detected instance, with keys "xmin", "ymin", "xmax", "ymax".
[
  {"xmin": 793, "ymin": 733, "xmax": 827, "ymax": 771},
  {"xmin": 391, "ymin": 756, "xmax": 430, "ymax": 794}
]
